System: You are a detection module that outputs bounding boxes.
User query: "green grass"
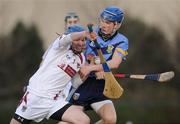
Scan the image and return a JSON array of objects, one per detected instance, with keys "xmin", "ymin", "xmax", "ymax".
[{"xmin": 1, "ymin": 95, "xmax": 180, "ymax": 124}]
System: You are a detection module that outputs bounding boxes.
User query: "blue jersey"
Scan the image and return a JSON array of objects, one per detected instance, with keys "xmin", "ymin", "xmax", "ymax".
[
  {"xmin": 85, "ymin": 28, "xmax": 128, "ymax": 62},
  {"xmin": 69, "ymin": 28, "xmax": 129, "ymax": 109}
]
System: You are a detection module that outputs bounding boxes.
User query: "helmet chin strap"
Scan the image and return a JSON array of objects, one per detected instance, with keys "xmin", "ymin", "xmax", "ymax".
[
  {"xmin": 113, "ymin": 22, "xmax": 120, "ymax": 33},
  {"xmin": 112, "ymin": 28, "xmax": 117, "ymax": 36},
  {"xmin": 99, "ymin": 23, "xmax": 120, "ymax": 41},
  {"xmin": 99, "ymin": 29, "xmax": 115, "ymax": 41}
]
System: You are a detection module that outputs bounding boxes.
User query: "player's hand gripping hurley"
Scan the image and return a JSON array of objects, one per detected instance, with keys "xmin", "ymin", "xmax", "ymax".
[{"xmin": 87, "ymin": 24, "xmax": 123, "ymax": 99}]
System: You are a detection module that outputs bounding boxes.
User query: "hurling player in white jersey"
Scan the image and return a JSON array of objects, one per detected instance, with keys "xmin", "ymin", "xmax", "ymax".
[{"xmin": 10, "ymin": 25, "xmax": 91, "ymax": 124}]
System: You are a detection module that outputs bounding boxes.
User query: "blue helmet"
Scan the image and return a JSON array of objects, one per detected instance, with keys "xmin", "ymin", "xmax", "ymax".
[
  {"xmin": 65, "ymin": 24, "xmax": 85, "ymax": 34},
  {"xmin": 100, "ymin": 6, "xmax": 124, "ymax": 23}
]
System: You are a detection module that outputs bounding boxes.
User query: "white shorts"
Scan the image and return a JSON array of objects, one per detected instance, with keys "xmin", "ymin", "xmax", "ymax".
[
  {"xmin": 91, "ymin": 100, "xmax": 113, "ymax": 113},
  {"xmin": 15, "ymin": 91, "xmax": 69, "ymax": 122}
]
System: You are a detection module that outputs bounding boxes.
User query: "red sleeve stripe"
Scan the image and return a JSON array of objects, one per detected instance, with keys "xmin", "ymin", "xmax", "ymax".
[
  {"xmin": 57, "ymin": 65, "xmax": 77, "ymax": 78},
  {"xmin": 64, "ymin": 65, "xmax": 76, "ymax": 78}
]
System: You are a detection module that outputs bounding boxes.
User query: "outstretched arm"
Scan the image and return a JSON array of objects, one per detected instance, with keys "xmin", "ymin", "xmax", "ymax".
[{"xmin": 70, "ymin": 31, "xmax": 88, "ymax": 41}]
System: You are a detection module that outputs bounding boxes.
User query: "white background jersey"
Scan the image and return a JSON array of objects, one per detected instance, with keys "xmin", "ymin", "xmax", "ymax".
[{"xmin": 27, "ymin": 34, "xmax": 85, "ymax": 99}]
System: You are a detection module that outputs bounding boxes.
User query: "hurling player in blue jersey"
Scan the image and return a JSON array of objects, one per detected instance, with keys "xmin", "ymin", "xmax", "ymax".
[
  {"xmin": 64, "ymin": 12, "xmax": 80, "ymax": 30},
  {"xmin": 68, "ymin": 6, "xmax": 129, "ymax": 124}
]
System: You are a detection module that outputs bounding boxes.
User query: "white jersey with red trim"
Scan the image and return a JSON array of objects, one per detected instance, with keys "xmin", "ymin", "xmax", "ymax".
[{"xmin": 27, "ymin": 34, "xmax": 85, "ymax": 99}]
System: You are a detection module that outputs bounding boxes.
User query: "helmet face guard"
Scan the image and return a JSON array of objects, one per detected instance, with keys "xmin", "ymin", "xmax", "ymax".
[{"xmin": 100, "ymin": 6, "xmax": 124, "ymax": 23}]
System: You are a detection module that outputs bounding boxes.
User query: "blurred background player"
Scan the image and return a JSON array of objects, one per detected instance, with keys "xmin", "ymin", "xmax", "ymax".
[{"xmin": 64, "ymin": 12, "xmax": 80, "ymax": 30}]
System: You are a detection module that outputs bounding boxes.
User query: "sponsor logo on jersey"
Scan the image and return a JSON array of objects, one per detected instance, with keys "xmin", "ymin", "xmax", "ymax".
[{"xmin": 58, "ymin": 64, "xmax": 76, "ymax": 78}]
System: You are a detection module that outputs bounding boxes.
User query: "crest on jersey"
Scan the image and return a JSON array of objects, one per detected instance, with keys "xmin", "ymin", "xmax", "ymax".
[
  {"xmin": 73, "ymin": 93, "xmax": 80, "ymax": 100},
  {"xmin": 107, "ymin": 45, "xmax": 114, "ymax": 53},
  {"xmin": 90, "ymin": 41, "xmax": 95, "ymax": 47}
]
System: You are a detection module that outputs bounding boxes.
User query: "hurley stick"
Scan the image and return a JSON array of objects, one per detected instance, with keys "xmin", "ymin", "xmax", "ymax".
[
  {"xmin": 87, "ymin": 24, "xmax": 123, "ymax": 99},
  {"xmin": 114, "ymin": 71, "xmax": 175, "ymax": 82}
]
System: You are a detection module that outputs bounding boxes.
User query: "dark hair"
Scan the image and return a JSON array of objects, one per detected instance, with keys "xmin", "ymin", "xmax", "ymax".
[{"xmin": 65, "ymin": 12, "xmax": 79, "ymax": 22}]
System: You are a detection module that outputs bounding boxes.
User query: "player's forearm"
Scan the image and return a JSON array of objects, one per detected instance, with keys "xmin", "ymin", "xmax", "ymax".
[
  {"xmin": 88, "ymin": 61, "xmax": 120, "ymax": 72},
  {"xmin": 106, "ymin": 50, "xmax": 123, "ymax": 70},
  {"xmin": 70, "ymin": 31, "xmax": 87, "ymax": 41},
  {"xmin": 79, "ymin": 60, "xmax": 121, "ymax": 79},
  {"xmin": 106, "ymin": 59, "xmax": 121, "ymax": 69},
  {"xmin": 88, "ymin": 64, "xmax": 103, "ymax": 72}
]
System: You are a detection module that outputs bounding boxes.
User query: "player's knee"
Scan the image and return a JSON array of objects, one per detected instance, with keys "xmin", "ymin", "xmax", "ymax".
[
  {"xmin": 103, "ymin": 114, "xmax": 117, "ymax": 124},
  {"xmin": 69, "ymin": 112, "xmax": 90, "ymax": 124},
  {"xmin": 83, "ymin": 116, "xmax": 90, "ymax": 124}
]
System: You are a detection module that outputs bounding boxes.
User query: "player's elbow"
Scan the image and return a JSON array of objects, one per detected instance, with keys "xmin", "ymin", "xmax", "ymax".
[
  {"xmin": 109, "ymin": 57, "xmax": 122, "ymax": 69},
  {"xmin": 110, "ymin": 63, "xmax": 120, "ymax": 69}
]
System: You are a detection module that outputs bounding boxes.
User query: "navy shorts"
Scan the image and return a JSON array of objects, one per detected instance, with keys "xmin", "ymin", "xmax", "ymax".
[{"xmin": 69, "ymin": 77, "xmax": 109, "ymax": 110}]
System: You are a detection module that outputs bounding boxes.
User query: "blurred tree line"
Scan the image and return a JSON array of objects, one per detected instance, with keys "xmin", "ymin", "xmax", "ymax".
[
  {"xmin": 0, "ymin": 17, "xmax": 179, "ymax": 124},
  {"xmin": 0, "ymin": 22, "xmax": 44, "ymax": 123},
  {"xmin": 0, "ymin": 22, "xmax": 44, "ymax": 98}
]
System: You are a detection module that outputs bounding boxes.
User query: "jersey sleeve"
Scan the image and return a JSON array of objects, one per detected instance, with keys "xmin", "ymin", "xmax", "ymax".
[
  {"xmin": 52, "ymin": 34, "xmax": 72, "ymax": 50},
  {"xmin": 116, "ymin": 37, "xmax": 129, "ymax": 61},
  {"xmin": 42, "ymin": 44, "xmax": 53, "ymax": 60},
  {"xmin": 42, "ymin": 34, "xmax": 73, "ymax": 61},
  {"xmin": 71, "ymin": 73, "xmax": 83, "ymax": 88}
]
